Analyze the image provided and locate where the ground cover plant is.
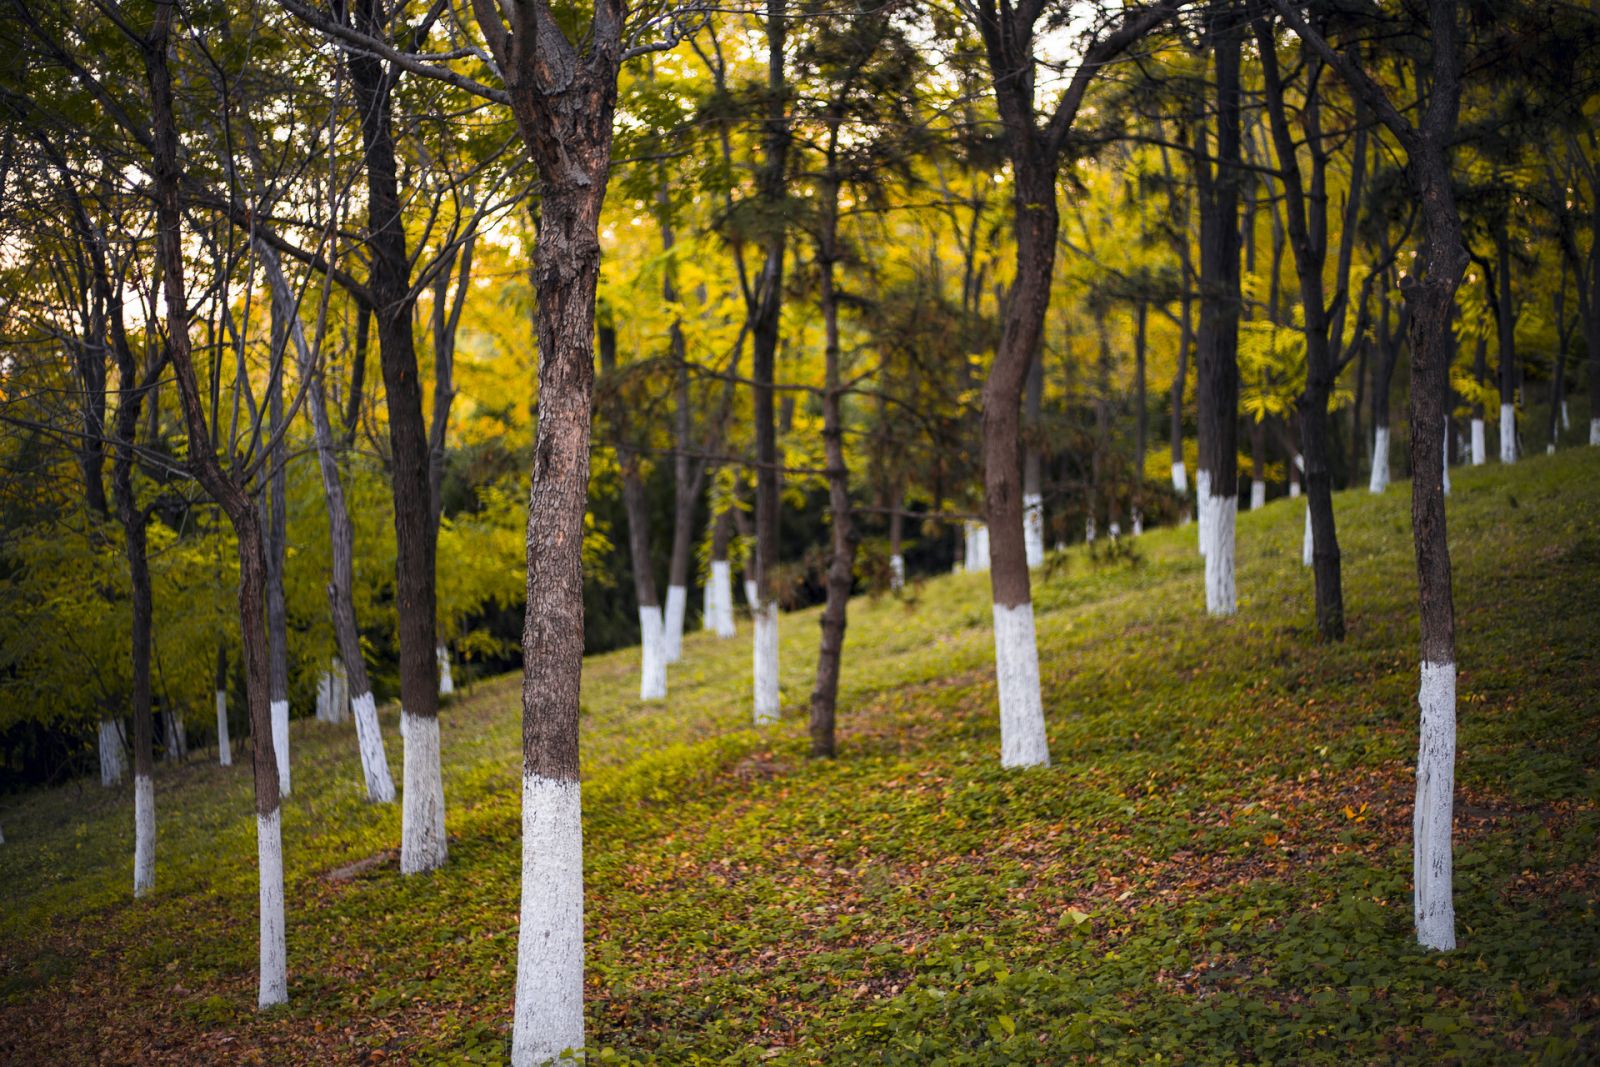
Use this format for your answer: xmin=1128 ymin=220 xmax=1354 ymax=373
xmin=1 ymin=449 xmax=1596 ymax=1064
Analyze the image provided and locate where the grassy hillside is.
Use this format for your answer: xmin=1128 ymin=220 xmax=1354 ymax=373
xmin=2 ymin=449 xmax=1598 ymax=1064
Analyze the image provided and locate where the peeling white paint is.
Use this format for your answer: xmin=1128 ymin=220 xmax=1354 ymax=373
xmin=639 ymin=605 xmax=667 ymax=701
xmin=400 ymin=711 xmax=448 ymax=873
xmin=1250 ymin=479 xmax=1266 ymax=511
xmin=889 ymin=553 xmax=905 ymax=592
xmin=1470 ymin=419 xmax=1486 ymax=465
xmin=1302 ymin=504 xmax=1313 ymax=568
xmin=1499 ymin=403 xmax=1516 ymax=464
xmin=511 ymin=774 xmax=584 ymax=1067
xmin=271 ymin=698 xmax=290 ymax=796
xmin=707 ymin=561 xmax=736 ymax=637
xmin=1023 ymin=493 xmax=1044 ymax=568
xmin=752 ymin=601 xmax=779 ymax=724
xmin=256 ymin=806 xmax=287 ymax=1007
xmin=215 ymin=693 xmax=231 ymax=767
xmin=133 ymin=774 xmax=154 ymax=897
xmin=991 ymin=602 xmax=1050 ymax=769
xmin=100 ymin=719 xmax=126 ymax=786
xmin=1413 ymin=660 xmax=1456 ymax=952
xmin=1204 ymin=493 xmax=1237 ymax=616
xmin=1170 ymin=460 xmax=1187 ymax=495
xmin=1196 ymin=470 xmax=1212 ymax=557
xmin=437 ymin=644 xmax=455 ymax=697
xmin=663 ymin=585 xmax=687 ymax=664
xmin=1370 ymin=427 xmax=1390 ymax=494
xmin=352 ymin=691 xmax=394 ymax=803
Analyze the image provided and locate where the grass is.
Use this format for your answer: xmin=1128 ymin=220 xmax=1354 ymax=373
xmin=1 ymin=447 xmax=1597 ymax=1064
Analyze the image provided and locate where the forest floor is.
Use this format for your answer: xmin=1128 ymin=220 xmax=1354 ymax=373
xmin=2 ymin=449 xmax=1598 ymax=1065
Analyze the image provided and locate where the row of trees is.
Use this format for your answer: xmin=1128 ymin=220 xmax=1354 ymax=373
xmin=3 ymin=0 xmax=1598 ymax=1058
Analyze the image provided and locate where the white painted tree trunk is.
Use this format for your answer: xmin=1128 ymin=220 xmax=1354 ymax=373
xmin=743 ymin=578 xmax=759 ymax=611
xmin=133 ymin=774 xmax=154 ymax=897
xmin=1369 ymin=427 xmax=1390 ymax=493
xmin=215 ymin=693 xmax=231 ymax=767
xmin=992 ymin=602 xmax=1050 ymax=768
xmin=400 ymin=712 xmax=448 ymax=873
xmin=1470 ymin=418 xmax=1486 ymax=465
xmin=1443 ymin=430 xmax=1452 ymax=497
xmin=1250 ymin=479 xmax=1266 ymax=510
xmin=256 ymin=806 xmax=288 ymax=1007
xmin=511 ymin=774 xmax=584 ymax=1066
xmin=706 ymin=561 xmax=736 ymax=637
xmin=1085 ymin=517 xmax=1096 ymax=544
xmin=329 ymin=657 xmax=348 ymax=725
xmin=271 ymin=699 xmax=290 ymax=796
xmin=963 ymin=522 xmax=991 ymax=572
xmin=1196 ymin=470 xmax=1212 ymax=557
xmin=638 ymin=606 xmax=667 ymax=701
xmin=1023 ymin=494 xmax=1044 ymax=568
xmin=437 ymin=644 xmax=455 ymax=696
xmin=1204 ymin=492 xmax=1237 ymax=616
xmin=163 ymin=712 xmax=186 ymax=762
xmin=1302 ymin=504 xmax=1313 ymax=568
xmin=1171 ymin=460 xmax=1187 ymax=494
xmin=0 ymin=822 xmax=5 ymax=844
xmin=1109 ymin=522 xmax=1121 ymax=539
xmin=316 ymin=671 xmax=332 ymax=723
xmin=99 ymin=719 xmax=126 ymax=786
xmin=1499 ymin=403 xmax=1516 ymax=463
xmin=1560 ymin=401 xmax=1569 ymax=430
xmin=889 ymin=553 xmax=905 ymax=592
xmin=752 ymin=601 xmax=779 ymax=724
xmin=346 ymin=691 xmax=394 ymax=802
xmin=1132 ymin=510 xmax=1143 ymax=536
xmin=1413 ymin=661 xmax=1456 ymax=951
xmin=1590 ymin=418 xmax=1599 ymax=445
xmin=663 ymin=584 xmax=687 ymax=663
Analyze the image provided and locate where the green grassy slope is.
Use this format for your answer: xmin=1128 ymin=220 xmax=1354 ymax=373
xmin=2 ymin=448 xmax=1597 ymax=1064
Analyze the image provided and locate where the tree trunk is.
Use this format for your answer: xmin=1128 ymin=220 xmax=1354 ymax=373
xmin=215 ymin=643 xmax=232 ymax=768
xmin=705 ymin=507 xmax=737 ymax=637
xmin=257 ymin=242 xmax=394 ymax=802
xmin=1134 ymin=299 xmax=1148 ymax=532
xmin=598 ymin=318 xmax=666 ymax=701
xmin=265 ymin=298 xmax=292 ymax=796
xmin=1494 ymin=214 xmax=1518 ymax=463
xmin=1471 ymin=331 xmax=1488 ymax=464
xmin=1195 ymin=7 xmax=1243 ymax=618
xmin=1023 ymin=351 xmax=1044 ymax=566
xmin=659 ymin=190 xmax=701 ymax=665
xmin=888 ymin=487 xmax=905 ymax=589
xmin=348 ymin=0 xmax=444 ymax=872
xmin=1171 ymin=294 xmax=1193 ymax=500
xmin=144 ymin=3 xmax=284 ymax=1002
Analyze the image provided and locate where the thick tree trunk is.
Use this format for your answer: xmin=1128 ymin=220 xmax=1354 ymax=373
xmin=348 ymin=0 xmax=444 ymax=872
xmin=1195 ymin=9 xmax=1243 ymax=618
xmin=704 ymin=508 xmax=737 ymax=637
xmin=257 ymin=243 xmax=394 ymax=802
xmin=598 ymin=320 xmax=666 ymax=701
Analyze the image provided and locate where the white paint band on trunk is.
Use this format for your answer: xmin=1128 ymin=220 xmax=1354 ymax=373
xmin=133 ymin=773 xmax=155 ymax=898
xmin=352 ymin=691 xmax=395 ymax=803
xmin=889 ymin=553 xmax=905 ymax=592
xmin=708 ymin=561 xmax=736 ymax=637
xmin=639 ymin=605 xmax=667 ymax=701
xmin=1369 ymin=427 xmax=1390 ymax=494
xmin=1204 ymin=492 xmax=1237 ymax=616
xmin=663 ymin=585 xmax=687 ymax=664
xmin=1132 ymin=510 xmax=1143 ymax=537
xmin=100 ymin=719 xmax=126 ymax=786
xmin=1250 ymin=479 xmax=1266 ymax=511
xmin=511 ymin=774 xmax=585 ymax=1067
xmin=316 ymin=671 xmax=331 ymax=723
xmin=1470 ymin=419 xmax=1486 ymax=465
xmin=743 ymin=578 xmax=759 ymax=611
xmin=1499 ymin=403 xmax=1516 ymax=464
xmin=1196 ymin=470 xmax=1212 ymax=558
xmin=752 ymin=601 xmax=780 ymax=724
xmin=400 ymin=711 xmax=448 ymax=874
xmin=215 ymin=692 xmax=231 ymax=767
xmin=1085 ymin=516 xmax=1096 ymax=544
xmin=1171 ymin=460 xmax=1187 ymax=495
xmin=992 ymin=602 xmax=1050 ymax=768
xmin=1023 ymin=493 xmax=1044 ymax=569
xmin=1591 ymin=418 xmax=1600 ymax=446
xmin=1414 ymin=660 xmax=1457 ymax=952
xmin=1560 ymin=400 xmax=1569 ymax=430
xmin=1302 ymin=504 xmax=1313 ymax=568
xmin=1443 ymin=428 xmax=1451 ymax=496
xmin=271 ymin=698 xmax=290 ymax=796
xmin=437 ymin=644 xmax=455 ymax=697
xmin=256 ymin=805 xmax=287 ymax=1007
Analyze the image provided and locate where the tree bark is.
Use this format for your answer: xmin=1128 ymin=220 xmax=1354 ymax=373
xmin=265 ymin=296 xmax=292 ymax=795
xmin=1492 ymin=213 xmax=1518 ymax=462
